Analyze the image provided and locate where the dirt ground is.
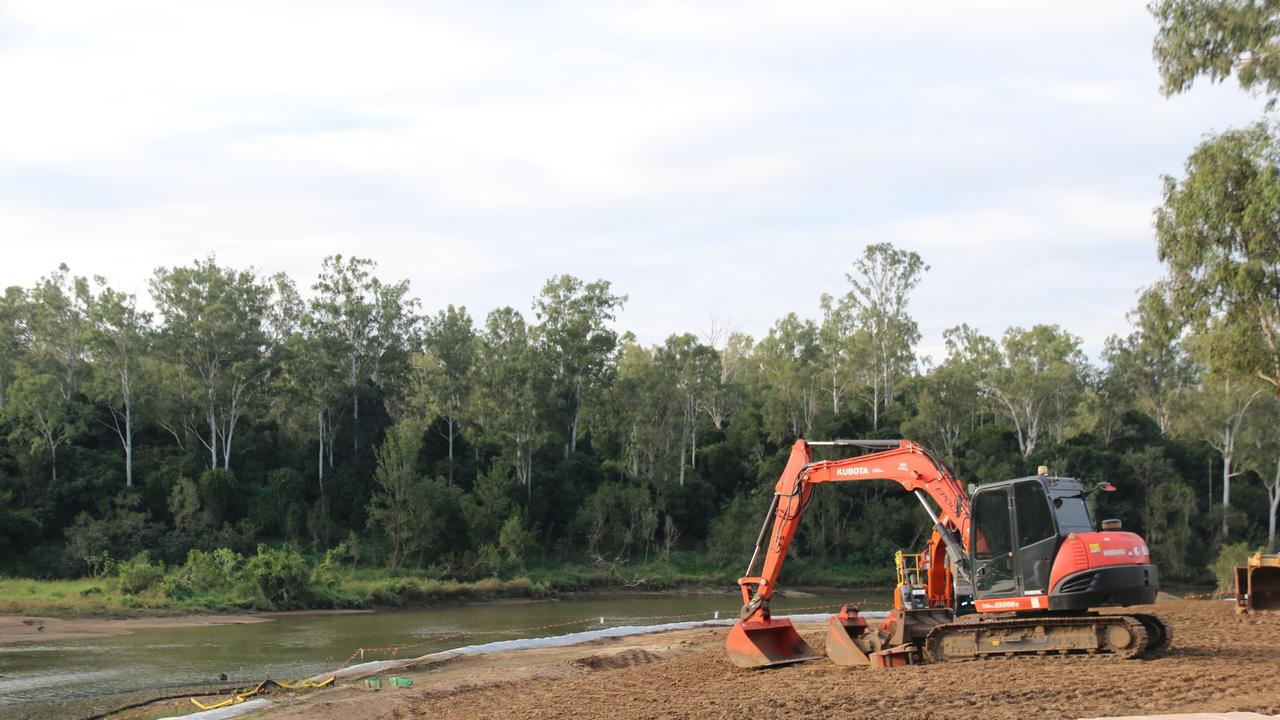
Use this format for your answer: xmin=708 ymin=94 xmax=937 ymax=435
xmin=237 ymin=599 xmax=1280 ymax=720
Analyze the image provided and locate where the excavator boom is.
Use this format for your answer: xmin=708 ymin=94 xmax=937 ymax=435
xmin=735 ymin=439 xmax=968 ymax=619
xmin=727 ymin=439 xmax=969 ymax=668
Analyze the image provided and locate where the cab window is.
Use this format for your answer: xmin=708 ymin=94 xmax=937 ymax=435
xmin=972 ymin=488 xmax=1011 ymax=560
xmin=1014 ymin=481 xmax=1056 ymax=546
xmin=1051 ymin=492 xmax=1094 ymax=533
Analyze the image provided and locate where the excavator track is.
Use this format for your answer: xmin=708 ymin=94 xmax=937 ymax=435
xmin=1131 ymin=613 xmax=1172 ymax=653
xmin=922 ymin=615 xmax=1149 ymax=662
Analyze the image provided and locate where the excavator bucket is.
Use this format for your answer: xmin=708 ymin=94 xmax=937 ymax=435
xmin=825 ymin=606 xmax=882 ymax=666
xmin=1237 ymin=554 xmax=1280 ymax=614
xmin=725 ymin=618 xmax=819 ymax=668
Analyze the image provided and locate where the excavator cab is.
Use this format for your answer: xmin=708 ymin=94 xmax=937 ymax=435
xmin=967 ymin=472 xmax=1157 ymax=613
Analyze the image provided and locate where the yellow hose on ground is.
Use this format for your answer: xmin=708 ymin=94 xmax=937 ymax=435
xmin=190 ymin=677 xmax=335 ymax=710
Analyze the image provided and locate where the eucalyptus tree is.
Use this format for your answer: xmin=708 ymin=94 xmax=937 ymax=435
xmin=1103 ymin=286 xmax=1192 ymax=435
xmin=532 ymin=275 xmax=627 ymax=456
xmin=1242 ymin=395 xmax=1280 ymax=552
xmin=475 ymin=307 xmax=547 ymax=503
xmin=311 ymin=255 xmax=376 ymax=430
xmin=8 ymin=266 xmax=92 ymax=484
xmin=87 ymin=281 xmax=151 ymax=487
xmin=0 ymin=286 xmax=28 ymax=408
xmin=946 ymin=323 xmax=1087 ymax=458
xmin=367 ymin=418 xmax=426 ymax=571
xmin=1155 ymin=121 xmax=1280 ymax=398
xmin=416 ymin=305 xmax=477 ymax=484
xmin=26 ymin=265 xmax=91 ymax=403
xmin=150 ymin=257 xmax=273 ymax=470
xmin=903 ymin=360 xmax=979 ymax=460
xmin=704 ymin=331 xmax=752 ymax=431
xmin=6 ymin=370 xmax=80 ymax=484
xmin=1179 ymin=355 xmax=1263 ymax=539
xmin=756 ymin=313 xmax=821 ymax=442
xmin=1151 ymin=0 xmax=1280 ymax=102
xmin=841 ymin=243 xmax=928 ymax=428
xmin=604 ymin=342 xmax=672 ymax=483
xmin=817 ymin=293 xmax=856 ymax=415
xmin=311 ymin=256 xmax=421 ymax=435
xmin=1123 ymin=446 xmax=1197 ymax=578
xmin=281 ymin=318 xmax=344 ymax=491
xmin=368 ymin=275 xmax=422 ymax=416
xmin=656 ymin=333 xmax=719 ymax=486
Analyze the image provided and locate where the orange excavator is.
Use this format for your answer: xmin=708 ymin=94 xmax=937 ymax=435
xmin=726 ymin=439 xmax=1170 ymax=668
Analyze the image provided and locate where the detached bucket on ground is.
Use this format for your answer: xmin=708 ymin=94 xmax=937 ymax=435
xmin=824 ymin=605 xmax=882 ymax=666
xmin=725 ymin=618 xmax=819 ymax=668
xmin=1235 ymin=553 xmax=1280 ymax=614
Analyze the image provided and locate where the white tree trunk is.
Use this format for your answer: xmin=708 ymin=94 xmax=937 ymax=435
xmin=317 ymin=408 xmax=326 ymax=491
xmin=1267 ymin=458 xmax=1279 ymax=553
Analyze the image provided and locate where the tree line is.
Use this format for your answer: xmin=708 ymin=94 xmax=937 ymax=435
xmin=0 ymin=234 xmax=1276 ymax=585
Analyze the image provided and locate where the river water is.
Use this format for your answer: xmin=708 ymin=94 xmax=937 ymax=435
xmin=0 ymin=590 xmax=886 ymax=715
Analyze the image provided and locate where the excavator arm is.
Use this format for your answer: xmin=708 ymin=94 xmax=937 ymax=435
xmin=736 ymin=439 xmax=971 ymax=623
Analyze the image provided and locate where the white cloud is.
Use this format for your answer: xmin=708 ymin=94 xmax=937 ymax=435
xmin=0 ymin=0 xmax=1268 ymax=362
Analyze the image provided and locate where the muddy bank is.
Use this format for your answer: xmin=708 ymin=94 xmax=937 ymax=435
xmin=243 ymin=599 xmax=1280 ymax=720
xmin=0 ymin=613 xmax=275 ymax=646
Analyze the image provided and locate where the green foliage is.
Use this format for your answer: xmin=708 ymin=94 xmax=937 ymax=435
xmin=197 ymin=468 xmax=241 ymax=527
xmin=309 ymin=542 xmax=349 ymax=598
xmin=1156 ymin=121 xmax=1280 ymax=394
xmin=3 ymin=245 xmax=1278 ymax=595
xmin=180 ymin=548 xmax=244 ymax=592
xmin=1210 ymin=542 xmax=1258 ymax=594
xmin=249 ymin=468 xmax=307 ymax=539
xmin=708 ymin=493 xmax=767 ymax=561
xmin=498 ymin=513 xmax=535 ymax=565
xmin=116 ymin=551 xmax=164 ymax=594
xmin=244 ymin=544 xmax=310 ymax=608
xmin=1151 ymin=0 xmax=1280 ymax=101
xmin=64 ymin=493 xmax=156 ymax=575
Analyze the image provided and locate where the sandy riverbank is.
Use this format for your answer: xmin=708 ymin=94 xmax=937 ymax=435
xmin=220 ymin=598 xmax=1280 ymax=720
xmin=0 ymin=613 xmax=275 ymax=645
xmin=0 ymin=609 xmax=383 ymax=646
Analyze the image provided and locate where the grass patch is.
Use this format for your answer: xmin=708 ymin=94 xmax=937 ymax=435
xmin=0 ymin=551 xmax=895 ymax=618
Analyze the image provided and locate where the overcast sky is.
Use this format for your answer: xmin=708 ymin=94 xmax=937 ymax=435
xmin=0 ymin=1 xmax=1267 ymax=361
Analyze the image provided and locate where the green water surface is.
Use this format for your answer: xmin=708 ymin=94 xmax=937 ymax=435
xmin=0 ymin=590 xmax=888 ymax=715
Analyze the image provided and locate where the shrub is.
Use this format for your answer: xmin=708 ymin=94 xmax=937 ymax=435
xmin=308 ymin=542 xmax=349 ymax=605
xmin=244 ymin=545 xmax=310 ymax=608
xmin=160 ymin=574 xmax=195 ymax=601
xmin=181 ymin=548 xmax=245 ymax=591
xmin=1210 ymin=542 xmax=1258 ymax=594
xmin=117 ymin=551 xmax=164 ymax=594
xmin=498 ymin=514 xmax=535 ymax=566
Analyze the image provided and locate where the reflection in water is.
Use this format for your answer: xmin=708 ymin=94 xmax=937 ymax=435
xmin=0 ymin=591 xmax=886 ymax=711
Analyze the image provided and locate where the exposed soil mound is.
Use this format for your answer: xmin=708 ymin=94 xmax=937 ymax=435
xmin=572 ymin=648 xmax=662 ymax=670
